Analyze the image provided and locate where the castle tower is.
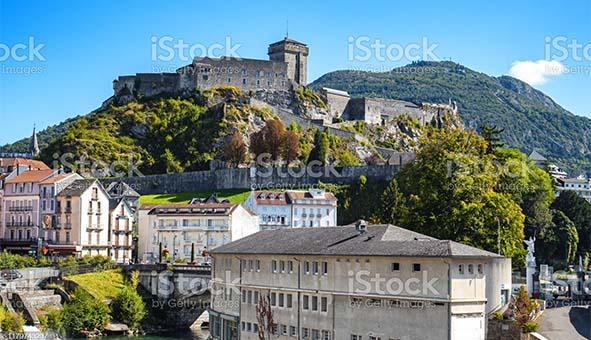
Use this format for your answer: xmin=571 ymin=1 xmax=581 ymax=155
xmin=30 ymin=125 xmax=40 ymax=157
xmin=268 ymin=37 xmax=309 ymax=86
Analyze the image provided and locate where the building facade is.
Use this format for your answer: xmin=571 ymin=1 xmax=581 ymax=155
xmin=555 ymin=176 xmax=591 ymax=202
xmin=137 ymin=201 xmax=259 ymax=263
xmin=108 ymin=198 xmax=135 ymax=263
xmin=209 ymin=222 xmax=511 ymax=340
xmin=243 ymin=189 xmax=337 ymax=230
xmin=1 ymin=169 xmax=56 ymax=252
xmin=38 ymin=173 xmax=82 ymax=243
xmin=54 ymin=179 xmax=111 ymax=256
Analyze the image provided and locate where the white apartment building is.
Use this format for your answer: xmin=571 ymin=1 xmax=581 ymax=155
xmin=108 ymin=198 xmax=135 ymax=263
xmin=243 ymin=189 xmax=337 ymax=230
xmin=137 ymin=200 xmax=259 ymax=263
xmin=556 ymin=176 xmax=591 ymax=202
xmin=209 ymin=221 xmax=511 ymax=340
xmin=54 ymin=179 xmax=111 ymax=256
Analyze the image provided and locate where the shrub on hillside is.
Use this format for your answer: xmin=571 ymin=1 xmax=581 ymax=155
xmin=0 ymin=307 xmax=25 ymax=332
xmin=110 ymin=286 xmax=146 ymax=329
xmin=38 ymin=305 xmax=64 ymax=335
xmin=62 ymin=288 xmax=110 ymax=337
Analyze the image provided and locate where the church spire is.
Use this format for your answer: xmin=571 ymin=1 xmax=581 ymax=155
xmin=30 ymin=124 xmax=39 ymax=157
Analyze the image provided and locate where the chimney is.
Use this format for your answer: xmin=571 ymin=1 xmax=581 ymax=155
xmin=355 ymin=220 xmax=368 ymax=233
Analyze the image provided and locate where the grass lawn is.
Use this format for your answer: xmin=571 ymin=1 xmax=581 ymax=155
xmin=66 ymin=269 xmax=126 ymax=301
xmin=140 ymin=189 xmax=251 ymax=205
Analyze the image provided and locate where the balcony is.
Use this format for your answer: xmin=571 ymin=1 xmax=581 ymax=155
xmin=0 ymin=237 xmax=37 ymax=247
xmin=8 ymin=206 xmax=34 ymax=212
xmin=65 ymin=207 xmax=72 ymax=214
xmin=5 ymin=222 xmax=35 ymax=227
xmin=64 ymin=222 xmax=72 ymax=229
xmin=87 ymin=224 xmax=104 ymax=231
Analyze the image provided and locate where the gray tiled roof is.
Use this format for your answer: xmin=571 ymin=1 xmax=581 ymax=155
xmin=58 ymin=179 xmax=96 ymax=196
xmin=212 ymin=224 xmax=503 ymax=258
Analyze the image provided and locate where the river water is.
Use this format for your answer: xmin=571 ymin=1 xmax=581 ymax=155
xmin=106 ymin=329 xmax=209 ymax=340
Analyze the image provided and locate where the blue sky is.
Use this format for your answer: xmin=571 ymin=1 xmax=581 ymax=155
xmin=1 ymin=0 xmax=590 ymax=145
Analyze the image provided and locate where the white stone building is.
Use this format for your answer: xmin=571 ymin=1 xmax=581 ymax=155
xmin=209 ymin=221 xmax=511 ymax=340
xmin=137 ymin=199 xmax=259 ymax=263
xmin=243 ymin=189 xmax=337 ymax=230
xmin=555 ymin=176 xmax=591 ymax=202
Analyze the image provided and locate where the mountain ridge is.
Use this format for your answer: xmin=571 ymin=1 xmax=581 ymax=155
xmin=310 ymin=61 xmax=591 ymax=174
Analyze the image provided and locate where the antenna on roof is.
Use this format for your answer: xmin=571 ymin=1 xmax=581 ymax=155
xmin=286 ymin=19 xmax=289 ymax=38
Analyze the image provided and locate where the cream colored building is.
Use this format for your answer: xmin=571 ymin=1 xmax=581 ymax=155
xmin=108 ymin=198 xmax=135 ymax=263
xmin=54 ymin=179 xmax=111 ymax=256
xmin=137 ymin=199 xmax=259 ymax=263
xmin=209 ymin=221 xmax=511 ymax=340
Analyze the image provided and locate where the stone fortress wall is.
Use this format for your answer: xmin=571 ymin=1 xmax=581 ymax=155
xmin=113 ymin=38 xmax=309 ymax=101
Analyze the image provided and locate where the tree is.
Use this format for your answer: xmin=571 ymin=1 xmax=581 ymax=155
xmin=224 ymin=132 xmax=247 ymax=167
xmin=381 ymin=178 xmax=407 ymax=225
xmin=479 ymin=124 xmax=504 ymax=153
xmin=62 ymin=288 xmax=110 ymax=337
xmin=250 ymin=119 xmax=286 ymax=162
xmin=308 ymin=129 xmax=329 ymax=165
xmin=255 ymin=294 xmax=274 ymax=340
xmin=283 ymin=130 xmax=300 ymax=165
xmin=397 ymin=129 xmax=526 ymax=264
xmin=110 ymin=286 xmax=146 ymax=330
xmin=552 ymin=190 xmax=591 ymax=255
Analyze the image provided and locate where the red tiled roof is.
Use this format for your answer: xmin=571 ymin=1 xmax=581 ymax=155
xmin=286 ymin=190 xmax=337 ymax=201
xmin=39 ymin=173 xmax=76 ymax=184
xmin=254 ymin=191 xmax=288 ymax=205
xmin=5 ymin=169 xmax=56 ymax=184
xmin=0 ymin=158 xmax=50 ymax=171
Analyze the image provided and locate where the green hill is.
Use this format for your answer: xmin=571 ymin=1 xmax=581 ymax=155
xmin=311 ymin=61 xmax=591 ymax=175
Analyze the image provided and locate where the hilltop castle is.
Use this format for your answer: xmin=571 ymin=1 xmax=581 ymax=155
xmin=111 ymin=37 xmax=458 ymax=127
xmin=113 ymin=37 xmax=309 ymax=99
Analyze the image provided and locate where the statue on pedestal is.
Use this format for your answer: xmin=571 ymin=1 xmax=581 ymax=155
xmin=524 ymin=237 xmax=536 ymax=297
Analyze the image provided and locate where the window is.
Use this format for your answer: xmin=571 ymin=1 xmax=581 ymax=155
xmin=272 ymin=324 xmax=278 ymax=335
xmin=412 ymin=263 xmax=421 ymax=272
xmin=247 ymin=290 xmax=253 ymax=304
xmin=303 ymin=295 xmax=309 ymax=310
xmin=281 ymin=324 xmax=288 ymax=335
xmin=369 ymin=336 xmax=381 ymax=340
xmin=312 ymin=296 xmax=318 ymax=311
xmin=304 ymin=261 xmax=310 ymax=274
xmin=272 ymin=260 xmax=277 ymax=273
xmin=322 ymin=330 xmax=331 ymax=340
xmin=313 ymin=261 xmax=319 ymax=275
xmin=459 ymin=264 xmax=464 ymax=274
xmin=290 ymin=326 xmax=297 ymax=336
xmin=302 ymin=328 xmax=310 ymax=339
xmin=271 ymin=292 xmax=276 ymax=306
xmin=322 ymin=261 xmax=328 ymax=275
xmin=287 ymin=294 xmax=293 ymax=308
xmin=279 ymin=293 xmax=284 ymax=307
xmin=468 ymin=264 xmax=474 ymax=274
xmin=253 ymin=323 xmax=259 ymax=333
xmin=280 ymin=260 xmax=285 ymax=273
xmin=351 ymin=335 xmax=362 ymax=340
xmin=288 ymin=260 xmax=293 ymax=273
xmin=242 ymin=260 xmax=247 ymax=271
xmin=321 ymin=297 xmax=328 ymax=312
xmin=477 ymin=264 xmax=483 ymax=274
xmin=256 ymin=259 xmax=261 ymax=272
xmin=312 ymin=329 xmax=320 ymax=340
xmin=241 ymin=322 xmax=245 ymax=331
xmin=391 ymin=262 xmax=400 ymax=271
xmin=246 ymin=322 xmax=252 ymax=332
xmin=248 ymin=260 xmax=253 ymax=271
xmin=242 ymin=78 xmax=247 ymax=84
xmin=254 ymin=291 xmax=259 ymax=304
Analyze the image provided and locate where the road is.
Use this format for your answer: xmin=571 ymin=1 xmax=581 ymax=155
xmin=538 ymin=301 xmax=590 ymax=340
